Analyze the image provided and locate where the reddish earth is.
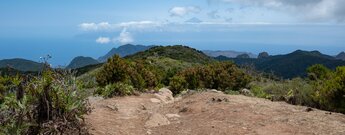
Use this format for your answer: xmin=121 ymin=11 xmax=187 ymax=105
xmin=85 ymin=89 xmax=345 ymax=135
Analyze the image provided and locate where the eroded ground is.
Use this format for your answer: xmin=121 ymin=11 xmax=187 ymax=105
xmin=85 ymin=89 xmax=345 ymax=135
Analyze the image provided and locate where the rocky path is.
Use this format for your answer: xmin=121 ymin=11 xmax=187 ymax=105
xmin=85 ymin=89 xmax=345 ymax=135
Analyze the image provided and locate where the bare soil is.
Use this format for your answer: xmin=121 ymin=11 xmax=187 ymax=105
xmin=85 ymin=90 xmax=345 ymax=135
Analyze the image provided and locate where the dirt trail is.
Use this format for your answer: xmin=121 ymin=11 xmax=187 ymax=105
xmin=85 ymin=89 xmax=345 ymax=135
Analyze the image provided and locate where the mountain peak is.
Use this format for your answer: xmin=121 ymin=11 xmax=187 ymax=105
xmin=336 ymin=51 xmax=345 ymax=61
xmin=66 ymin=56 xmax=99 ymax=69
xmin=98 ymin=44 xmax=154 ymax=62
xmin=289 ymin=50 xmax=334 ymax=60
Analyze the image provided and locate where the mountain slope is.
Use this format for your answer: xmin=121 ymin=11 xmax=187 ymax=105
xmin=66 ymin=56 xmax=100 ymax=69
xmin=98 ymin=44 xmax=154 ymax=62
xmin=125 ymin=45 xmax=215 ymax=64
xmin=0 ymin=58 xmax=43 ymax=72
xmin=217 ymin=50 xmax=345 ymax=78
xmin=336 ymin=52 xmax=345 ymax=61
xmin=203 ymin=50 xmax=256 ymax=58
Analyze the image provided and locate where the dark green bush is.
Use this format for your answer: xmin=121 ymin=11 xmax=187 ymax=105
xmin=96 ymin=55 xmax=131 ymax=87
xmin=170 ymin=62 xmax=251 ymax=94
xmin=95 ymin=55 xmax=161 ymax=96
xmin=169 ymin=76 xmax=187 ymax=95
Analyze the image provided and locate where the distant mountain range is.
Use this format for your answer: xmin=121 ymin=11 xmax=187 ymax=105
xmin=216 ymin=50 xmax=345 ymax=78
xmin=66 ymin=56 xmax=100 ymax=69
xmin=0 ymin=58 xmax=43 ymax=72
xmin=203 ymin=50 xmax=256 ymax=58
xmin=1 ymin=44 xmax=344 ymax=80
xmin=98 ymin=44 xmax=155 ymax=62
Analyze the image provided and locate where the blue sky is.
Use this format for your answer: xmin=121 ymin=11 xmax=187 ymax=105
xmin=1 ymin=0 xmax=345 ymax=66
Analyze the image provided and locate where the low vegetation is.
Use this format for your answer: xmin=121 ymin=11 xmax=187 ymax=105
xmin=92 ymin=46 xmax=345 ymax=114
xmin=0 ymin=65 xmax=89 ymax=134
xmin=169 ymin=62 xmax=251 ymax=95
xmin=250 ymin=64 xmax=345 ymax=113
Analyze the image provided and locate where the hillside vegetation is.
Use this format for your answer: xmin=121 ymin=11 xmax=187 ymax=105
xmin=0 ymin=58 xmax=44 ymax=72
xmin=66 ymin=56 xmax=99 ymax=69
xmin=98 ymin=44 xmax=154 ymax=62
xmin=125 ymin=45 xmax=215 ymax=64
xmin=218 ymin=50 xmax=345 ymax=78
xmin=1 ymin=45 xmax=345 ymax=134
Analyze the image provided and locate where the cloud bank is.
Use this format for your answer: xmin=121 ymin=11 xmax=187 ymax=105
xmin=208 ymin=0 xmax=345 ymax=22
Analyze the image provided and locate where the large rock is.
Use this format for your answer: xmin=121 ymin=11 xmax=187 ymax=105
xmin=154 ymin=88 xmax=174 ymax=103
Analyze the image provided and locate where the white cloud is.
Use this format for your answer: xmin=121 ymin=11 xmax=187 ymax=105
xmin=169 ymin=6 xmax=201 ymax=17
xmin=115 ymin=28 xmax=134 ymax=45
xmin=79 ymin=21 xmax=163 ymax=31
xmin=207 ymin=0 xmax=345 ymax=22
xmin=96 ymin=37 xmax=111 ymax=44
xmin=79 ymin=22 xmax=112 ymax=31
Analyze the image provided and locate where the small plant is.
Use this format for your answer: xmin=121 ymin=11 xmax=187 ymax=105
xmin=169 ymin=76 xmax=187 ymax=95
xmin=95 ymin=82 xmax=134 ymax=98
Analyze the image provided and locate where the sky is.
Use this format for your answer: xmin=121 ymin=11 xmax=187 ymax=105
xmin=0 ymin=0 xmax=345 ymax=66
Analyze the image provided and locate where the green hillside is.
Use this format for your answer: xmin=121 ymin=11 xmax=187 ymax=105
xmin=98 ymin=44 xmax=154 ymax=62
xmin=216 ymin=50 xmax=345 ymax=78
xmin=0 ymin=58 xmax=43 ymax=72
xmin=125 ymin=45 xmax=215 ymax=64
xmin=66 ymin=56 xmax=100 ymax=69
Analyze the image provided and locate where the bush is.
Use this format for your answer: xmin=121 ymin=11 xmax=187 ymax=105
xmin=250 ymin=78 xmax=315 ymax=104
xmin=312 ymin=66 xmax=345 ymax=112
xmin=307 ymin=64 xmax=331 ymax=80
xmin=95 ymin=82 xmax=134 ymax=98
xmin=169 ymin=76 xmax=187 ymax=95
xmin=0 ymin=68 xmax=89 ymax=134
xmin=96 ymin=55 xmax=130 ymax=87
xmin=95 ymin=55 xmax=161 ymax=93
xmin=170 ymin=62 xmax=251 ymax=94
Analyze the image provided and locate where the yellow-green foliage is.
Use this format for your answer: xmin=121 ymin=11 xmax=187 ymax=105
xmin=170 ymin=62 xmax=251 ymax=95
xmin=251 ymin=78 xmax=314 ymax=105
xmin=310 ymin=65 xmax=345 ymax=112
xmin=169 ymin=76 xmax=188 ymax=95
xmin=95 ymin=82 xmax=134 ymax=98
xmin=250 ymin=64 xmax=345 ymax=114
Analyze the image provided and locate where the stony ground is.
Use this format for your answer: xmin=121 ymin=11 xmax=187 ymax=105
xmin=85 ymin=89 xmax=345 ymax=135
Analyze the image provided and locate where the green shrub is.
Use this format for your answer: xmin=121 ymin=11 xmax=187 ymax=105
xmin=250 ymin=78 xmax=315 ymax=105
xmin=96 ymin=55 xmax=131 ymax=87
xmin=0 ymin=68 xmax=90 ymax=134
xmin=95 ymin=82 xmax=134 ymax=98
xmin=95 ymin=55 xmax=161 ymax=93
xmin=312 ymin=66 xmax=345 ymax=112
xmin=169 ymin=76 xmax=187 ymax=95
xmin=170 ymin=62 xmax=251 ymax=95
xmin=307 ymin=64 xmax=331 ymax=80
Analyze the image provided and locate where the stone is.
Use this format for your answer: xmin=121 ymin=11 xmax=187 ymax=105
xmin=154 ymin=88 xmax=174 ymax=103
xmin=145 ymin=113 xmax=170 ymax=128
xmin=150 ymin=98 xmax=161 ymax=103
